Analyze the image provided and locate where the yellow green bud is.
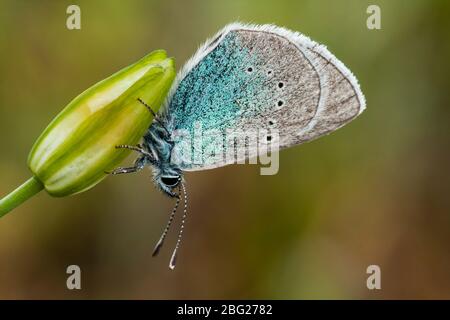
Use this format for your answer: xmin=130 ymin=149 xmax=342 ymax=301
xmin=0 ymin=50 xmax=175 ymax=216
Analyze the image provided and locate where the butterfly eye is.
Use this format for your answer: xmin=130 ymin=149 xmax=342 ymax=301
xmin=278 ymin=82 xmax=284 ymax=89
xmin=161 ymin=176 xmax=180 ymax=187
xmin=247 ymin=66 xmax=253 ymax=72
xmin=277 ymin=100 xmax=284 ymax=107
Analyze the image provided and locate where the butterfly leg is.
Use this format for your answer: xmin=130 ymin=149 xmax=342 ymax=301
xmin=107 ymin=144 xmax=155 ymax=174
xmin=106 ymin=155 xmax=148 ymax=175
xmin=107 ymin=165 xmax=142 ymax=175
xmin=137 ymin=98 xmax=171 ymax=138
xmin=115 ymin=144 xmax=153 ymax=157
xmin=137 ymin=98 xmax=158 ymax=117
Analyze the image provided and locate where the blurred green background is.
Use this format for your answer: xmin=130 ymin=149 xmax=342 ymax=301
xmin=0 ymin=0 xmax=449 ymax=299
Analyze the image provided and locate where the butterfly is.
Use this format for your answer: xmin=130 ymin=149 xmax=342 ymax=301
xmin=110 ymin=22 xmax=366 ymax=269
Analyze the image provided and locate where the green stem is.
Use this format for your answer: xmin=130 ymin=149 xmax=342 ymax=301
xmin=0 ymin=176 xmax=44 ymax=218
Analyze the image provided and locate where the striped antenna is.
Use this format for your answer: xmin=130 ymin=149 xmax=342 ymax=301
xmin=152 ymin=185 xmax=181 ymax=257
xmin=169 ymin=180 xmax=188 ymax=270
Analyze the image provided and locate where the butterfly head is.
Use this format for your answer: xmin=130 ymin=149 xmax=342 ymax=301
xmin=154 ymin=166 xmax=183 ymax=198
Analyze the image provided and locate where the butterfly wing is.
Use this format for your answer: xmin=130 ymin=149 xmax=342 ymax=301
xmin=162 ymin=23 xmax=366 ymax=171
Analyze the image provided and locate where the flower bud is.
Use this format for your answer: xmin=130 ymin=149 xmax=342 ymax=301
xmin=28 ymin=50 xmax=175 ymax=196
